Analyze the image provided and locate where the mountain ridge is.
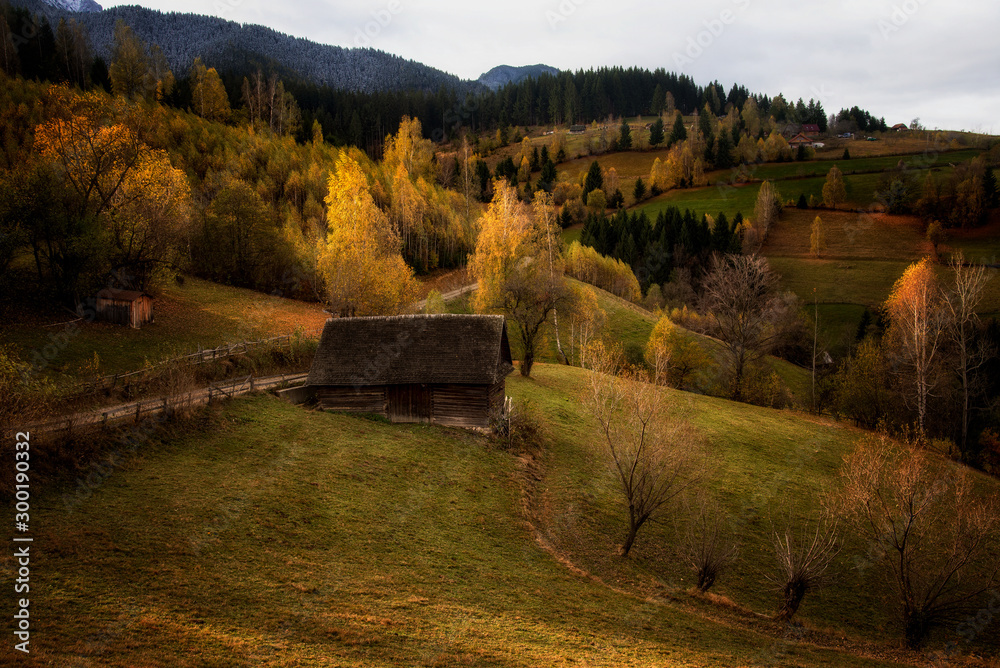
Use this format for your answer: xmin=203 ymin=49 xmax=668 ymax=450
xmin=478 ymin=64 xmax=560 ymax=90
xmin=7 ymin=0 xmax=478 ymax=94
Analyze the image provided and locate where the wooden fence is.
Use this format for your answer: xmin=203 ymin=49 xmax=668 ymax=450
xmin=75 ymin=328 xmax=323 ymax=397
xmin=28 ymin=372 xmax=309 ymax=436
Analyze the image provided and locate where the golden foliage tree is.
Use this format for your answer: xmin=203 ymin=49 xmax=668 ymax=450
xmin=383 ymin=115 xmax=434 ymax=181
xmin=564 ymin=283 xmax=605 ymax=367
xmin=470 ymin=181 xmax=569 ymax=377
xmin=108 ymin=20 xmax=150 ymax=100
xmin=108 ymin=150 xmax=193 ymax=289
xmin=809 ymin=215 xmax=825 ymax=257
xmin=645 ymin=313 xmax=710 ymax=389
xmin=750 ymin=180 xmax=781 ymax=248
xmin=190 ymin=58 xmax=231 ymax=122
xmin=884 ymin=258 xmax=948 ymax=438
xmin=564 ymin=241 xmax=641 ymax=302
xmin=318 ymin=154 xmax=417 ymax=316
xmin=822 ymin=164 xmax=847 ymax=209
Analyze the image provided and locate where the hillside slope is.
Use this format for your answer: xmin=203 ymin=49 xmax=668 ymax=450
xmin=3 ymin=365 xmax=962 ymax=666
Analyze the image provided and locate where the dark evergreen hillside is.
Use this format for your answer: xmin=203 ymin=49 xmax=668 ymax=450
xmin=7 ymin=0 xmax=474 ymax=94
xmin=1 ymin=0 xmax=885 ymax=147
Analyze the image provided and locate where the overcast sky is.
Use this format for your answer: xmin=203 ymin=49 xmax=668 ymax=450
xmin=100 ymin=0 xmax=999 ymax=132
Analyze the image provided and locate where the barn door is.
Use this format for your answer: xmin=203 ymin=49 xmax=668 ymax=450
xmin=387 ymin=384 xmax=432 ymax=423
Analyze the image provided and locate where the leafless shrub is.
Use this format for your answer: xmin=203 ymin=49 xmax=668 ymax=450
xmin=678 ymin=496 xmax=738 ymax=593
xmin=836 ymin=432 xmax=1000 ymax=648
xmin=584 ymin=343 xmax=704 ymax=557
xmin=768 ymin=515 xmax=840 ymax=622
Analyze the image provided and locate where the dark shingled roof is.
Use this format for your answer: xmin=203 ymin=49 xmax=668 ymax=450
xmin=96 ymin=289 xmax=148 ymax=302
xmin=307 ymin=314 xmax=514 ymax=386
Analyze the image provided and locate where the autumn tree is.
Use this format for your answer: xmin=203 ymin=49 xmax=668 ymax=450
xmin=838 ymin=433 xmax=1000 ymax=648
xmin=926 ymin=220 xmax=945 ymax=257
xmin=584 ymin=345 xmax=702 ymax=556
xmin=943 ymin=252 xmax=991 ymax=456
xmin=241 ymin=70 xmax=301 ymax=135
xmin=383 ymin=115 xmax=434 ymax=181
xmin=564 ymin=283 xmax=605 ymax=367
xmin=645 ymin=313 xmax=710 ymax=389
xmin=147 ymin=44 xmax=174 ymax=100
xmin=884 ymin=258 xmax=948 ymax=438
xmin=700 ymin=254 xmax=783 ymax=400
xmin=809 ymin=215 xmax=825 ymax=257
xmin=107 ymin=150 xmax=193 ymax=289
xmin=822 ymin=164 xmax=847 ymax=209
xmin=470 ymin=182 xmax=569 ymax=376
xmin=318 ymin=153 xmax=417 ymax=316
xmin=108 ymin=20 xmax=150 ymax=100
xmin=748 ymin=180 xmax=781 ymax=249
xmin=200 ymin=179 xmax=280 ymax=289
xmin=190 ymin=58 xmax=231 ymax=122
xmin=33 ymin=91 xmax=147 ymax=300
xmin=835 ymin=337 xmax=892 ymax=429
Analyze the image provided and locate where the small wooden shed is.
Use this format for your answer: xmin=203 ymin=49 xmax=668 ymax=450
xmin=95 ymin=289 xmax=154 ymax=329
xmin=305 ymin=314 xmax=514 ymax=429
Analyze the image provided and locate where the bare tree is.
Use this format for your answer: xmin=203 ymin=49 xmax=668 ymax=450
xmin=700 ymin=254 xmax=782 ymax=400
xmin=943 ymin=253 xmax=991 ymax=456
xmin=584 ymin=346 xmax=702 ymax=556
xmin=837 ymin=433 xmax=1000 ymax=648
xmin=679 ymin=497 xmax=738 ymax=593
xmin=769 ymin=516 xmax=839 ymax=621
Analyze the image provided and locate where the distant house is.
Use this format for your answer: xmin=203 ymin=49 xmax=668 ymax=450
xmin=95 ymin=289 xmax=154 ymax=329
xmin=569 ymin=124 xmax=586 ymax=134
xmin=891 ymin=123 xmax=908 ymax=132
xmin=801 ymin=123 xmax=821 ymax=136
xmin=788 ymin=133 xmax=814 ymax=148
xmin=303 ymin=314 xmax=514 ymax=429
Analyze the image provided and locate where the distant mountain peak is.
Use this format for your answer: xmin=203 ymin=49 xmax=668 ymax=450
xmin=478 ymin=64 xmax=559 ymax=91
xmin=42 ymin=0 xmax=103 ymax=12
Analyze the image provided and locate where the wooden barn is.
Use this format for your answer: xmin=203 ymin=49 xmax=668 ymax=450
xmin=305 ymin=314 xmax=514 ymax=429
xmin=95 ymin=289 xmax=154 ymax=329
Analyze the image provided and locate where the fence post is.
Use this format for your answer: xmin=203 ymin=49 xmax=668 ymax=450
xmin=135 ymin=402 xmax=141 ymax=424
xmin=102 ymin=412 xmax=108 ymax=429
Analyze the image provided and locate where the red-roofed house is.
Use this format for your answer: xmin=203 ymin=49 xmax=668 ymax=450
xmin=801 ymin=123 xmax=820 ymax=136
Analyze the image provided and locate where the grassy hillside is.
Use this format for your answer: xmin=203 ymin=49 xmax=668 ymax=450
xmin=447 ymin=278 xmax=813 ymax=406
xmin=0 ymin=276 xmax=329 ymax=383
xmin=8 ymin=364 xmax=979 ymax=666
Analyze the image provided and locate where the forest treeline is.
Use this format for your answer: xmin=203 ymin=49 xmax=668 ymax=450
xmin=1 ymin=0 xmax=887 ymax=156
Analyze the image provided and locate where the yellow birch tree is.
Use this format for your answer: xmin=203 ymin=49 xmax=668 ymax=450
xmin=318 ymin=154 xmax=417 ymax=316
